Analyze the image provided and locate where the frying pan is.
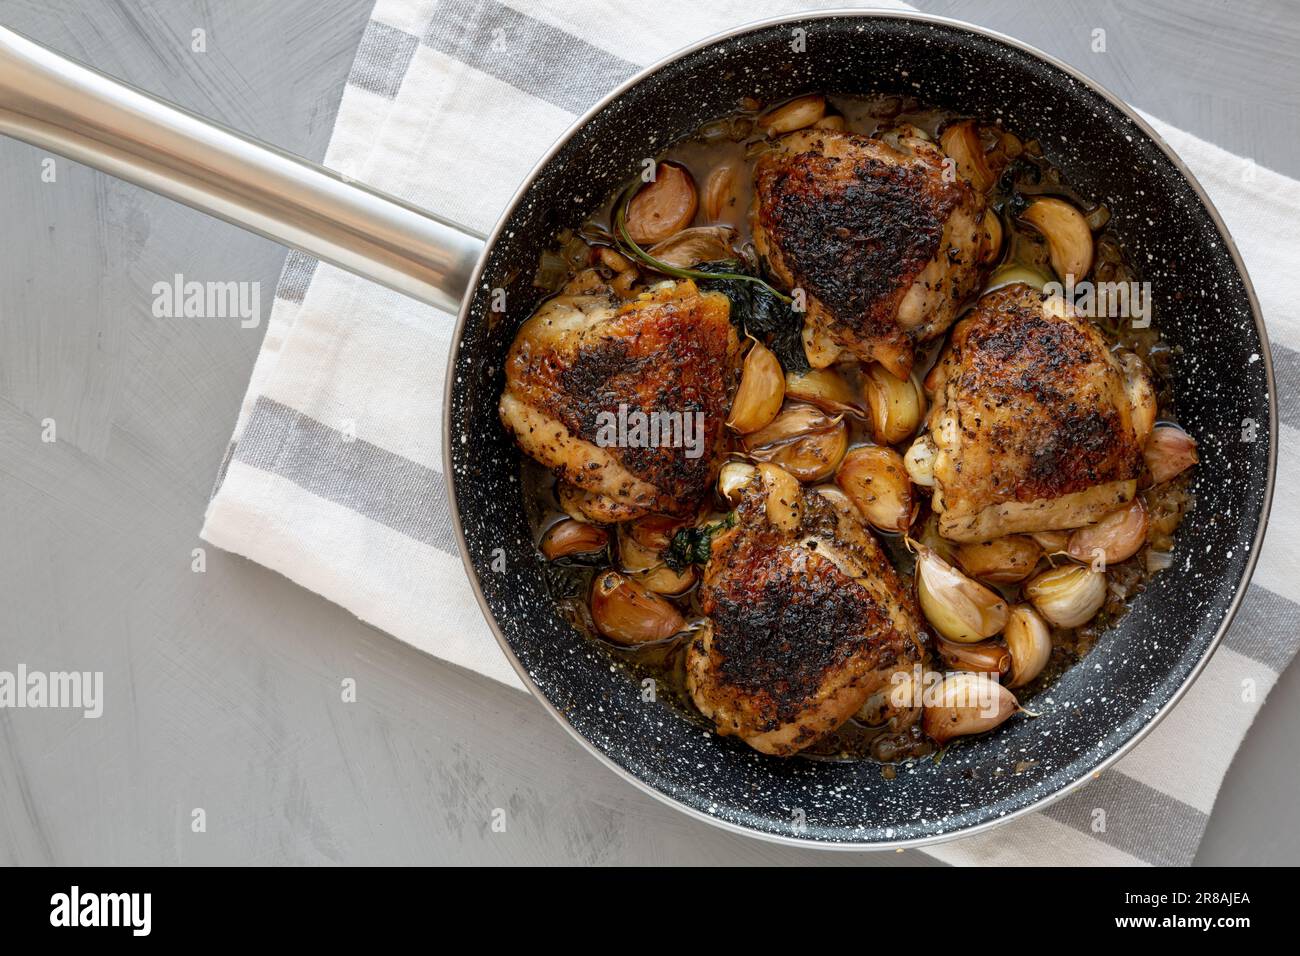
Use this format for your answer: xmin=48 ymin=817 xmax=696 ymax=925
xmin=0 ymin=10 xmax=1274 ymax=848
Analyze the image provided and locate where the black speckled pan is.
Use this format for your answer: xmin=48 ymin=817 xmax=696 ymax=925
xmin=443 ymin=11 xmax=1276 ymax=847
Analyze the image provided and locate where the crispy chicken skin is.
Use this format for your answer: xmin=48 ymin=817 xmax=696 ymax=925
xmin=917 ymin=283 xmax=1153 ymax=542
xmin=499 ymin=279 xmax=740 ymax=520
xmin=686 ymin=469 xmax=925 ymax=755
xmin=752 ymin=127 xmax=988 ymax=378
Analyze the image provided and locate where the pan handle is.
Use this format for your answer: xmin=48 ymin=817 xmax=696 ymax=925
xmin=0 ymin=26 xmax=484 ymax=314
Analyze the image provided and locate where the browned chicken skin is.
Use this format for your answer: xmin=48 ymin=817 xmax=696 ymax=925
xmin=752 ymin=127 xmax=989 ymax=378
xmin=687 ymin=467 xmax=925 ymax=755
xmin=912 ymin=283 xmax=1155 ymax=542
xmin=500 ymin=279 xmax=740 ymax=520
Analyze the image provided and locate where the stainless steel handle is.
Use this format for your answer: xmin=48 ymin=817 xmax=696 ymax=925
xmin=0 ymin=26 xmax=484 ymax=314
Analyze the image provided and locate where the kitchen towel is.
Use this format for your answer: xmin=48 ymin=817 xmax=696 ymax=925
xmin=201 ymin=0 xmax=1299 ymax=866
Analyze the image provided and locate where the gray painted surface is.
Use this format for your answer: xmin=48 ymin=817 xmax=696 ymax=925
xmin=0 ymin=0 xmax=1294 ymax=865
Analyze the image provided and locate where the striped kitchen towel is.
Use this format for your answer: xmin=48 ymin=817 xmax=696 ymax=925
xmin=201 ymin=0 xmax=1297 ymax=865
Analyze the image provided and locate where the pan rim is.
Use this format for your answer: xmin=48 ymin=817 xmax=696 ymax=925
xmin=441 ymin=7 xmax=1278 ymax=852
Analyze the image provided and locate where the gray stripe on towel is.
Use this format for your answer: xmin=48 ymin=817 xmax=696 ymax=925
xmin=1223 ymin=584 xmax=1300 ymax=672
xmin=275 ymin=250 xmax=319 ymax=304
xmin=423 ymin=0 xmax=637 ymax=114
xmin=1042 ymin=771 xmax=1208 ymax=866
xmin=233 ymin=396 xmax=458 ymax=555
xmin=348 ymin=20 xmax=421 ymax=99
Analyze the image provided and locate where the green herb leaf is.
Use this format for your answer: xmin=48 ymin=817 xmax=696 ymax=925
xmin=663 ymin=511 xmax=738 ymax=573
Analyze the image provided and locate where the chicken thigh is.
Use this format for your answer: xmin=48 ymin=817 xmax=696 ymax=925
xmin=686 ymin=465 xmax=925 ymax=755
xmin=500 ymin=279 xmax=740 ymax=520
xmin=752 ymin=127 xmax=990 ymax=378
xmin=909 ymin=283 xmax=1156 ymax=543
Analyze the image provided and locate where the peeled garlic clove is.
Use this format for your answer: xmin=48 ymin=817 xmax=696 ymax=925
xmin=981 ymin=210 xmax=1003 ymax=264
xmin=1020 ymin=197 xmax=1093 ymax=281
xmin=625 ymin=162 xmax=698 ymax=245
xmin=935 ymin=637 xmax=1011 ymax=676
xmin=1024 ymin=564 xmax=1106 ymax=628
xmin=784 ymin=367 xmax=862 ymax=415
xmin=761 ymin=94 xmax=825 ymax=134
xmin=955 ymin=535 xmax=1042 ymax=584
xmin=1145 ymin=425 xmax=1198 ymax=484
xmin=717 ymin=461 xmax=757 ymax=505
xmin=940 ymin=120 xmax=995 ymax=192
xmin=1121 ymin=352 xmax=1157 ymax=448
xmin=835 ymin=446 xmax=916 ymax=533
xmin=703 ymin=162 xmax=740 ymax=222
xmin=757 ymin=463 xmax=801 ymax=532
xmin=862 ymin=363 xmax=926 ymax=445
xmin=923 ymin=672 xmax=1019 ymax=745
xmin=589 ymin=570 xmax=686 ymax=644
xmin=915 ymin=544 xmax=1010 ymax=643
xmin=726 ymin=340 xmax=785 ymax=434
xmin=1004 ymin=604 xmax=1052 ymax=688
xmin=904 ymin=435 xmax=936 ymax=487
xmin=540 ymin=519 xmax=609 ymax=561
xmin=813 ymin=114 xmax=846 ymax=131
xmin=1067 ymin=498 xmax=1149 ymax=568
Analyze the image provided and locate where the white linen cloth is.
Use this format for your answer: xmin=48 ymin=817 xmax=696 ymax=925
xmin=202 ymin=0 xmax=1299 ymax=865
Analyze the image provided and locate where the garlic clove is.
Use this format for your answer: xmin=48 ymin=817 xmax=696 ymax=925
xmin=1024 ymin=564 xmax=1107 ymax=628
xmin=761 ymin=94 xmax=825 ymax=134
xmin=903 ymin=435 xmax=936 ymax=487
xmin=981 ymin=209 xmax=1003 ymax=264
xmin=1144 ymin=424 xmax=1198 ymax=484
xmin=703 ymin=162 xmax=740 ymax=223
xmin=934 ymin=637 xmax=1011 ymax=676
xmin=835 ymin=445 xmax=917 ymax=533
xmin=757 ymin=463 xmax=802 ymax=532
xmin=616 ymin=523 xmax=695 ymax=595
xmin=1004 ymin=604 xmax=1053 ymax=688
xmin=1066 ymin=498 xmax=1149 ymax=568
xmin=939 ymin=120 xmax=995 ymax=192
xmin=923 ymin=672 xmax=1019 ymax=745
xmin=717 ymin=461 xmax=757 ymax=505
xmin=955 ymin=535 xmax=1042 ymax=583
xmin=914 ymin=544 xmax=1010 ymax=643
xmin=625 ymin=162 xmax=698 ymax=245
xmin=1019 ymin=197 xmax=1094 ymax=282
xmin=1121 ymin=352 xmax=1157 ymax=448
xmin=589 ymin=570 xmax=687 ymax=644
xmin=647 ymin=226 xmax=736 ymax=269
xmin=784 ymin=367 xmax=862 ymax=416
xmin=743 ymin=403 xmax=848 ymax=482
xmin=540 ymin=519 xmax=608 ymax=561
xmin=726 ymin=340 xmax=785 ymax=434
xmin=861 ymin=363 xmax=926 ymax=446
